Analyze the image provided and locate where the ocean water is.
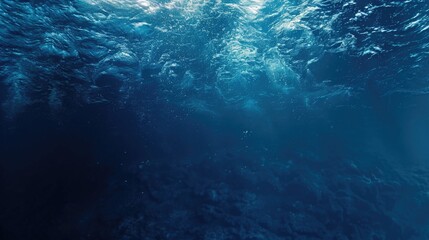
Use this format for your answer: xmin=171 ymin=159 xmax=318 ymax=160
xmin=1 ymin=0 xmax=429 ymax=239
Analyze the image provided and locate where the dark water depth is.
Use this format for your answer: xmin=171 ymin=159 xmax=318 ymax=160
xmin=1 ymin=0 xmax=429 ymax=239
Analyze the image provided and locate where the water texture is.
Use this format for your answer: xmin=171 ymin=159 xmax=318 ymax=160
xmin=1 ymin=0 xmax=429 ymax=239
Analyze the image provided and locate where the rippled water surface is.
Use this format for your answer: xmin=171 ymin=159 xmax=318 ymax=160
xmin=1 ymin=0 xmax=429 ymax=239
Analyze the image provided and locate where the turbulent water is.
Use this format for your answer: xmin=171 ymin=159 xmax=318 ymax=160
xmin=1 ymin=0 xmax=429 ymax=239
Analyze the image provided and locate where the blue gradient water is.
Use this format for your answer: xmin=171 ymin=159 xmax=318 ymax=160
xmin=1 ymin=0 xmax=429 ymax=239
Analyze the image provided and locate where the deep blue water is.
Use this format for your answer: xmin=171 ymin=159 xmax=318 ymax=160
xmin=1 ymin=0 xmax=429 ymax=239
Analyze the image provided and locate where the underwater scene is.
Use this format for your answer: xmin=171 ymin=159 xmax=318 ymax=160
xmin=1 ymin=0 xmax=429 ymax=239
